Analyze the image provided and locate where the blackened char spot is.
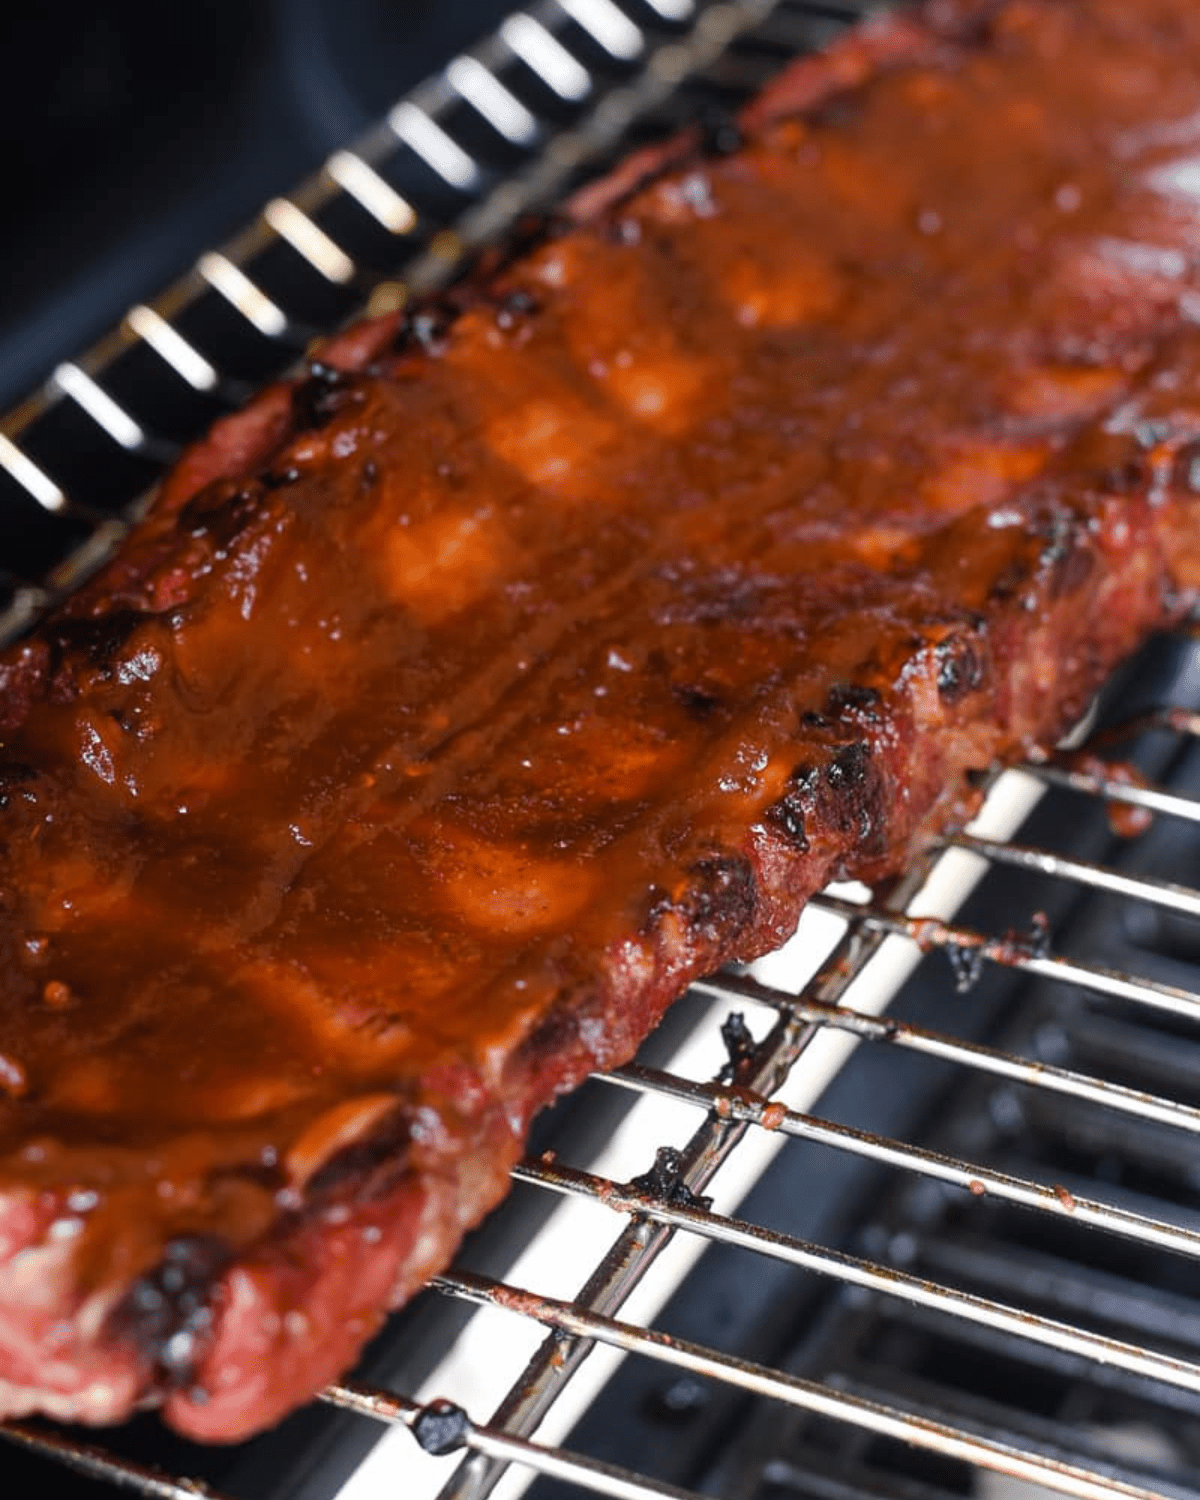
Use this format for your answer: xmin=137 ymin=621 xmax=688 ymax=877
xmin=699 ymin=106 xmax=744 ymax=157
xmin=936 ymin=637 xmax=985 ymax=703
xmin=0 ymin=761 xmax=37 ymax=811
xmin=765 ymin=762 xmax=819 ymax=850
xmin=824 ymin=740 xmax=886 ymax=852
xmin=826 ymin=682 xmax=882 ymax=723
xmin=1171 ymin=439 xmax=1200 ymax=495
xmin=110 ymin=1235 xmax=229 ymax=1387
xmin=682 ymin=854 xmax=757 ymax=947
xmin=304 ymin=1107 xmax=409 ymax=1201
xmin=179 ymin=480 xmax=266 ymax=550
xmin=293 ymin=361 xmax=355 ymax=431
xmin=826 ymin=740 xmax=870 ymax=789
xmin=395 ymin=307 xmax=453 ymax=357
xmin=672 ymin=682 xmax=722 ymax=719
xmin=49 ymin=609 xmax=147 ymax=673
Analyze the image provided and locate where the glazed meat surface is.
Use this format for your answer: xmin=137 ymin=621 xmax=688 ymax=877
xmin=4 ymin=0 xmax=1200 ymax=1442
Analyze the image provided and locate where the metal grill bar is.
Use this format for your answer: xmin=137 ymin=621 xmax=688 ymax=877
xmin=948 ymin=832 xmax=1200 ymax=919
xmin=804 ymin=896 xmax=1200 ymax=1024
xmin=512 ymin=1156 xmax=1200 ymax=1394
xmin=692 ymin=971 xmax=1200 ymax=1134
xmin=1 ymin=1422 xmax=233 ymax=1499
xmin=435 ymin=1271 xmax=1167 ymax=1500
xmin=323 ymin=1381 xmax=701 ymax=1500
xmin=603 ymin=1063 xmax=1200 ymax=1259
xmin=1028 ymin=762 xmax=1200 ymax=825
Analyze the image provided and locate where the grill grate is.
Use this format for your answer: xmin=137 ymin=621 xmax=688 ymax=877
xmin=4 ymin=3 xmax=1200 ymax=1500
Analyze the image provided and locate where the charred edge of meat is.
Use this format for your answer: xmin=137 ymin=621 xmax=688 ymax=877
xmin=672 ymin=682 xmax=724 ymax=719
xmin=392 ymin=306 xmax=456 ymax=359
xmin=109 ymin=1234 xmax=231 ymax=1389
xmin=303 ymin=1108 xmax=413 ymax=1204
xmin=292 ymin=362 xmax=359 ymax=431
xmin=493 ymin=288 xmax=541 ymax=332
xmin=698 ymin=106 xmax=744 ymax=158
xmin=1171 ymin=439 xmax=1200 ymax=494
xmin=0 ymin=760 xmax=37 ymax=811
xmin=824 ymin=739 xmax=888 ymax=854
xmin=179 ymin=480 xmax=269 ymax=551
xmin=679 ymin=853 xmax=759 ymax=949
xmin=825 ymin=681 xmax=883 ymax=723
xmin=1038 ymin=514 xmax=1095 ymax=601
xmin=765 ymin=762 xmax=819 ymax=851
xmin=935 ymin=634 xmax=986 ymax=703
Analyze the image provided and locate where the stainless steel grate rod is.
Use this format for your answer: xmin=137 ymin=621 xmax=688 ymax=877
xmin=321 ymin=1380 xmax=703 ymax=1500
xmin=512 ymin=1156 xmax=1200 ymax=1395
xmin=694 ymin=970 xmax=1200 ymax=1134
xmin=603 ymin=1063 xmax=1200 ymax=1260
xmin=435 ymin=1270 xmax=1168 ymax=1500
xmin=948 ymin=833 xmax=1200 ymax=919
xmin=1 ymin=1421 xmax=233 ymax=1500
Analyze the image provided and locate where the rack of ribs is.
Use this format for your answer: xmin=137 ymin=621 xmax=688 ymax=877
xmin=2 ymin=0 xmax=1200 ymax=1442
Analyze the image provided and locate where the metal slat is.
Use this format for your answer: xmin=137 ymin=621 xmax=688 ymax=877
xmin=513 ymin=1156 xmax=1200 ymax=1396
xmin=695 ymin=969 xmax=1200 ymax=1134
xmin=603 ymin=1064 xmax=1200 ymax=1260
xmin=436 ymin=1272 xmax=1166 ymax=1500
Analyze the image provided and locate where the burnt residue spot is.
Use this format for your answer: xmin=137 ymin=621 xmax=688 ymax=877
xmin=112 ymin=1235 xmax=229 ymax=1386
xmin=261 ymin=466 xmax=302 ymax=490
xmin=1102 ymin=455 xmax=1148 ymax=495
xmin=0 ymin=761 xmax=38 ymax=812
xmin=936 ymin=637 xmax=985 ymax=704
xmin=682 ymin=854 xmax=758 ymax=946
xmin=765 ymin=762 xmax=819 ymax=851
xmin=414 ymin=1399 xmax=470 ymax=1456
xmin=179 ymin=481 xmax=265 ymax=550
xmin=292 ymin=361 xmax=355 ymax=431
xmin=304 ymin=1109 xmax=408 ymax=1203
xmin=1171 ymin=439 xmax=1200 ymax=495
xmin=494 ymin=288 xmax=540 ymax=330
xmin=631 ymin=1147 xmax=712 ymax=1210
xmin=699 ymin=106 xmax=744 ymax=157
xmin=826 ymin=683 xmax=881 ymax=722
xmin=672 ymin=682 xmax=722 ymax=719
xmin=395 ymin=307 xmax=453 ymax=357
xmin=48 ymin=609 xmax=147 ymax=674
xmin=945 ymin=941 xmax=985 ymax=993
xmin=826 ymin=741 xmax=871 ymax=790
xmin=719 ymin=1011 xmax=756 ymax=1081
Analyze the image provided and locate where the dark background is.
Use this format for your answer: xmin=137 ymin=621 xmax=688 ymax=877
xmin=0 ymin=0 xmax=516 ymax=411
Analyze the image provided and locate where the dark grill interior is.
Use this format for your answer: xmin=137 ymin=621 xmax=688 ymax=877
xmin=5 ymin=5 xmax=1200 ymax=1500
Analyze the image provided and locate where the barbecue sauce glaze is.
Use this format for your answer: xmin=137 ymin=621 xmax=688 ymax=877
xmin=3 ymin=0 xmax=1200 ymax=1438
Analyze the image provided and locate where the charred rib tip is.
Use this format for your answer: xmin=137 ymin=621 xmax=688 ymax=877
xmin=699 ymin=107 xmax=744 ymax=158
xmin=293 ymin=362 xmax=354 ymax=431
xmin=413 ymin=1398 xmax=470 ymax=1455
xmin=826 ymin=682 xmax=882 ymax=721
xmin=113 ymin=1234 xmax=229 ymax=1386
xmin=684 ymin=853 xmax=758 ymax=944
xmin=936 ymin=637 xmax=985 ymax=703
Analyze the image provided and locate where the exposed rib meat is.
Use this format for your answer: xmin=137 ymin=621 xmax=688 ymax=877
xmin=3 ymin=0 xmax=1200 ymax=1441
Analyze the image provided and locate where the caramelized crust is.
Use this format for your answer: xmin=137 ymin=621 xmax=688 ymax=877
xmin=4 ymin=0 xmax=1200 ymax=1439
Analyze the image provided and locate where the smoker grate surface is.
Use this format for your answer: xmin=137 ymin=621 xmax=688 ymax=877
xmin=3 ymin=4 xmax=1200 ymax=1500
